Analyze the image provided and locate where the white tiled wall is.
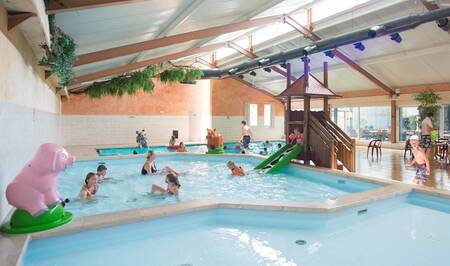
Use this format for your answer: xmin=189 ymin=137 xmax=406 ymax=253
xmin=212 ymin=116 xmax=285 ymax=142
xmin=62 ymin=114 xmax=212 ymax=146
xmin=0 ymin=102 xmax=61 ymax=221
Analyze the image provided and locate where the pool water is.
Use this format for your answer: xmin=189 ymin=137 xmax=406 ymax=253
xmin=58 ymin=155 xmax=378 ymax=217
xmin=97 ymin=141 xmax=285 ymax=156
xmin=23 ymin=193 xmax=450 ymax=266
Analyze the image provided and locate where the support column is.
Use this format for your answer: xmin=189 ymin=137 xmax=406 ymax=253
xmin=391 ymin=99 xmax=397 ymax=143
xmin=285 ymin=63 xmax=292 ymax=143
xmin=323 ymin=98 xmax=329 ymax=119
xmin=304 ymin=95 xmax=311 ymax=161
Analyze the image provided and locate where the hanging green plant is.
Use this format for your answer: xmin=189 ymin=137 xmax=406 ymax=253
xmin=86 ymin=66 xmax=156 ymax=98
xmin=414 ymin=89 xmax=441 ymax=124
xmin=39 ymin=15 xmax=77 ymax=86
xmin=159 ymin=67 xmax=204 ymax=84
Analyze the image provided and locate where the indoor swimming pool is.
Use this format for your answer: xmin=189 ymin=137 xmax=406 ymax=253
xmin=58 ymin=155 xmax=379 ymax=217
xmin=23 ymin=193 xmax=450 ymax=266
xmin=96 ymin=141 xmax=285 ymax=156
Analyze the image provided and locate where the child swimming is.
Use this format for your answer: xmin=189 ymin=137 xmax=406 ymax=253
xmin=409 ymin=135 xmax=430 ymax=185
xmin=176 ymin=142 xmax=187 ymax=152
xmin=79 ymin=172 xmax=99 ymax=199
xmin=151 ymin=173 xmax=181 ymax=197
xmin=141 ymin=151 xmax=157 ymax=175
xmin=96 ymin=164 xmax=110 ymax=182
xmin=227 ymin=160 xmax=245 ymax=176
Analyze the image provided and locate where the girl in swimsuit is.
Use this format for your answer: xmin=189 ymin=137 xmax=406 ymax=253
xmin=142 ymin=151 xmax=157 ymax=175
xmin=176 ymin=142 xmax=187 ymax=152
xmin=79 ymin=172 xmax=99 ymax=199
xmin=151 ymin=173 xmax=181 ymax=197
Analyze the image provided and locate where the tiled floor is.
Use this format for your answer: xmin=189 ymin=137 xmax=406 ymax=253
xmin=356 ymin=146 xmax=450 ymax=191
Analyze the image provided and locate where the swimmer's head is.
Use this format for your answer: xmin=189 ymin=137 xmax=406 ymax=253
xmin=409 ymin=135 xmax=420 ymax=147
xmin=85 ymin=172 xmax=98 ymax=185
xmin=147 ymin=150 xmax=155 ymax=159
xmin=97 ymin=164 xmax=107 ymax=175
xmin=166 ymin=173 xmax=180 ymax=188
xmin=227 ymin=161 xmax=235 ymax=169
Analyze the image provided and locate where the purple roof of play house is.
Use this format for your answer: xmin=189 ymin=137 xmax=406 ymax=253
xmin=278 ymin=73 xmax=338 ymax=98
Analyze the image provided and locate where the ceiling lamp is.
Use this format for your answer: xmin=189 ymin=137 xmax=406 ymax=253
xmin=353 ymin=42 xmax=365 ymax=51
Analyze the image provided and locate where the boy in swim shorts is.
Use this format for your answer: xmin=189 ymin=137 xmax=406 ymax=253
xmin=227 ymin=161 xmax=245 ymax=176
xmin=409 ymin=135 xmax=430 ymax=185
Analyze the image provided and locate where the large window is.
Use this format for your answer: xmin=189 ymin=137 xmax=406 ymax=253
xmin=399 ymin=107 xmax=420 ymax=141
xmin=332 ymin=107 xmax=359 ymax=139
xmin=444 ymin=105 xmax=450 ymax=136
xmin=331 ymin=106 xmax=390 ymax=141
xmin=359 ymin=106 xmax=391 ymax=141
xmin=264 ymin=104 xmax=272 ymax=127
xmin=249 ymin=104 xmax=258 ymax=126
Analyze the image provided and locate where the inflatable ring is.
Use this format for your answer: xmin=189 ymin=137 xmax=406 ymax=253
xmin=206 ymin=148 xmax=225 ymax=154
xmin=168 ymin=145 xmax=180 ymax=150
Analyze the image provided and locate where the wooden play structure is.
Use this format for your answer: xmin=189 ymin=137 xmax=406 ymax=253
xmin=278 ymin=58 xmax=356 ymax=172
xmin=206 ymin=128 xmax=225 ymax=154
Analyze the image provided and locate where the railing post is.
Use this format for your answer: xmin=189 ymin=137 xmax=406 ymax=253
xmin=330 ymin=140 xmax=337 ymax=170
xmin=350 ymin=139 xmax=356 ymax=172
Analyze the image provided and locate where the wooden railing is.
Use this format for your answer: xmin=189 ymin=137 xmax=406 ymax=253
xmin=309 ymin=115 xmax=337 ymax=169
xmin=310 ymin=112 xmax=356 ymax=172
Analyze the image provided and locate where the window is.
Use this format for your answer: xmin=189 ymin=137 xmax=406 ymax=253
xmin=264 ymin=104 xmax=272 ymax=127
xmin=399 ymin=107 xmax=420 ymax=141
xmin=331 ymin=107 xmax=359 ymax=139
xmin=249 ymin=104 xmax=258 ymax=126
xmin=359 ymin=106 xmax=391 ymax=141
xmin=444 ymin=105 xmax=450 ymax=136
xmin=331 ymin=106 xmax=391 ymax=141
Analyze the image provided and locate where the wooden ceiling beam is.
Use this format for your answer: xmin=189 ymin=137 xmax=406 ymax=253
xmin=46 ymin=0 xmax=144 ymax=14
xmin=72 ymin=42 xmax=226 ymax=85
xmin=285 ymin=15 xmax=395 ymax=95
xmin=7 ymin=11 xmax=35 ymax=31
xmin=73 ymin=14 xmax=285 ymax=67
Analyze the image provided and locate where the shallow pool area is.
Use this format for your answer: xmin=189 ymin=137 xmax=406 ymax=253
xmin=59 ymin=155 xmax=379 ymax=217
xmin=23 ymin=193 xmax=450 ymax=266
xmin=97 ymin=141 xmax=285 ymax=156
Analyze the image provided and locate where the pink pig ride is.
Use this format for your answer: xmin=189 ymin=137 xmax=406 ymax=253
xmin=6 ymin=143 xmax=75 ymax=217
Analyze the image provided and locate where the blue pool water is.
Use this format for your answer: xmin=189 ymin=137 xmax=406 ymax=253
xmin=97 ymin=141 xmax=285 ymax=156
xmin=23 ymin=193 xmax=450 ymax=266
xmin=58 ymin=155 xmax=379 ymax=217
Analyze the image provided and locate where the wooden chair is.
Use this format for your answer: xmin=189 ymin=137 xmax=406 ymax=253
xmin=436 ymin=138 xmax=449 ymax=166
xmin=367 ymin=139 xmax=382 ymax=158
xmin=404 ymin=139 xmax=413 ymax=159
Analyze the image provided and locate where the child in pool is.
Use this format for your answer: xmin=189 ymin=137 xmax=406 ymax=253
xmin=176 ymin=142 xmax=187 ymax=152
xmin=259 ymin=147 xmax=268 ymax=155
xmin=96 ymin=164 xmax=111 ymax=182
xmin=142 ymin=151 xmax=157 ymax=175
xmin=151 ymin=173 xmax=181 ymax=197
xmin=409 ymin=135 xmax=430 ymax=185
xmin=79 ymin=172 xmax=99 ymax=199
xmin=227 ymin=160 xmax=245 ymax=176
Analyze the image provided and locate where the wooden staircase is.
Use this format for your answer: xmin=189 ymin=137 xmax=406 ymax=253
xmin=309 ymin=112 xmax=356 ymax=172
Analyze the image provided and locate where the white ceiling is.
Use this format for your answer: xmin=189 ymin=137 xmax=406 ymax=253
xmin=52 ymin=0 xmax=450 ymax=93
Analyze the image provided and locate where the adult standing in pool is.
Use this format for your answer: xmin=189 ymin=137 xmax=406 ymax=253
xmin=241 ymin=120 xmax=253 ymax=149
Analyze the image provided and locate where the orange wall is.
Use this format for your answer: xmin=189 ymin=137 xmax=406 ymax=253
xmin=62 ymin=79 xmax=211 ymax=115
xmin=211 ymin=78 xmax=284 ymax=116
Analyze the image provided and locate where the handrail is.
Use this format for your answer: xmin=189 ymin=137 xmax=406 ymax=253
xmin=311 ymin=112 xmax=352 ymax=148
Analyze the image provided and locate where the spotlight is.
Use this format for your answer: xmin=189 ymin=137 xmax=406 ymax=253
xmin=228 ymin=67 xmax=239 ymax=75
xmin=302 ymin=45 xmax=317 ymax=56
xmin=263 ymin=67 xmax=272 ymax=73
xmin=437 ymin=17 xmax=450 ymax=31
xmin=258 ymin=58 xmax=271 ymax=66
xmin=238 ymin=74 xmax=244 ymax=79
xmin=390 ymin=33 xmax=402 ymax=43
xmin=354 ymin=42 xmax=365 ymax=51
xmin=249 ymin=71 xmax=257 ymax=76
xmin=301 ymin=57 xmax=310 ymax=63
xmin=324 ymin=50 xmax=335 ymax=58
xmin=280 ymin=63 xmax=287 ymax=69
xmin=368 ymin=25 xmax=385 ymax=38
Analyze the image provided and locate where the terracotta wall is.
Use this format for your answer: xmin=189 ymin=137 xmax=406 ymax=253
xmin=211 ymin=78 xmax=284 ymax=116
xmin=62 ymin=80 xmax=211 ymax=115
